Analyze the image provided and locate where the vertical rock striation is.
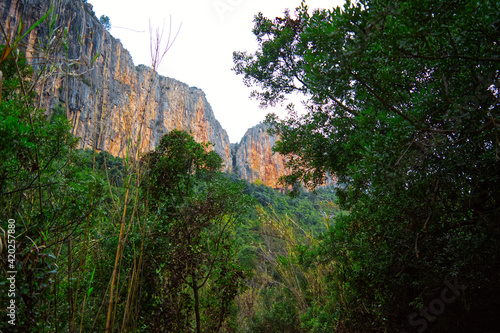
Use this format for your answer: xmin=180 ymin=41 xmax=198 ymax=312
xmin=1 ymin=0 xmax=295 ymax=184
xmin=233 ymin=123 xmax=289 ymax=188
xmin=0 ymin=0 xmax=232 ymax=169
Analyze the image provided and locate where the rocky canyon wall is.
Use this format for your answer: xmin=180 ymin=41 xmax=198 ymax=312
xmin=233 ymin=123 xmax=289 ymax=188
xmin=0 ymin=0 xmax=232 ymax=169
xmin=1 ymin=0 xmax=293 ymax=186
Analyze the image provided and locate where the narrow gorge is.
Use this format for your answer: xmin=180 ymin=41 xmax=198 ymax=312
xmin=0 ymin=0 xmax=288 ymax=187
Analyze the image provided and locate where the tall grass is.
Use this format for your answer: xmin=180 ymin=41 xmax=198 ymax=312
xmin=0 ymin=5 xmax=181 ymax=332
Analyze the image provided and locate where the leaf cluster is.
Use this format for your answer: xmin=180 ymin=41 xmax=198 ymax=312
xmin=233 ymin=0 xmax=500 ymax=331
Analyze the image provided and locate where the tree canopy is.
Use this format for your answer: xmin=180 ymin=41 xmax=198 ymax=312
xmin=234 ymin=0 xmax=500 ymax=331
xmin=99 ymin=15 xmax=111 ymax=31
xmin=140 ymin=130 xmax=251 ymax=333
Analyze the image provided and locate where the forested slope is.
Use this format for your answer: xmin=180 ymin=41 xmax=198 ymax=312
xmin=1 ymin=0 xmax=499 ymax=332
xmin=234 ymin=0 xmax=500 ymax=331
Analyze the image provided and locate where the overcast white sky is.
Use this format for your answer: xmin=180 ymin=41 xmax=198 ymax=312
xmin=90 ymin=0 xmax=344 ymax=142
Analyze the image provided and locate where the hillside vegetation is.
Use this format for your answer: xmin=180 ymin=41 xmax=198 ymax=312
xmin=1 ymin=0 xmax=500 ymax=332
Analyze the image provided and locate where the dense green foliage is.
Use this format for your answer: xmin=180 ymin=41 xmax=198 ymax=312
xmin=0 ymin=15 xmax=255 ymax=330
xmin=1 ymin=36 xmax=329 ymax=331
xmin=139 ymin=130 xmax=252 ymax=333
xmin=0 ymin=43 xmax=105 ymax=331
xmin=0 ymin=45 xmax=253 ymax=330
xmin=234 ymin=0 xmax=500 ymax=331
xmin=100 ymin=15 xmax=111 ymax=31
xmin=241 ymin=180 xmax=338 ymax=231
xmin=4 ymin=0 xmax=500 ymax=331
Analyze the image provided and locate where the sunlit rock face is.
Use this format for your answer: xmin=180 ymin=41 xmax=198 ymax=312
xmin=1 ymin=0 xmax=233 ymax=170
xmin=1 ymin=0 xmax=294 ymax=182
xmin=233 ymin=123 xmax=289 ymax=188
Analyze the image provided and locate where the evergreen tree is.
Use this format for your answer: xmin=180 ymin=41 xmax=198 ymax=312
xmin=140 ymin=130 xmax=251 ymax=332
xmin=234 ymin=1 xmax=500 ymax=331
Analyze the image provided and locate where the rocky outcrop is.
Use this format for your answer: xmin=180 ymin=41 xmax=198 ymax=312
xmin=0 ymin=0 xmax=232 ymax=169
xmin=233 ymin=123 xmax=289 ymax=188
xmin=1 ymin=0 xmax=295 ymax=184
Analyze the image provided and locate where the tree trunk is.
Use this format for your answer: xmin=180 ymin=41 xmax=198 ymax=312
xmin=0 ymin=70 xmax=3 ymax=104
xmin=192 ymin=273 xmax=201 ymax=333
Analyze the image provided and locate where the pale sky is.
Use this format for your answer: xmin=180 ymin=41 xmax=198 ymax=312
xmin=90 ymin=0 xmax=344 ymax=142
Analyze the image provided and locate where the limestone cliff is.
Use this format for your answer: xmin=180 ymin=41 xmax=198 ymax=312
xmin=0 ymin=0 xmax=232 ymax=169
xmin=1 ymin=0 xmax=294 ymax=184
xmin=233 ymin=123 xmax=289 ymax=188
